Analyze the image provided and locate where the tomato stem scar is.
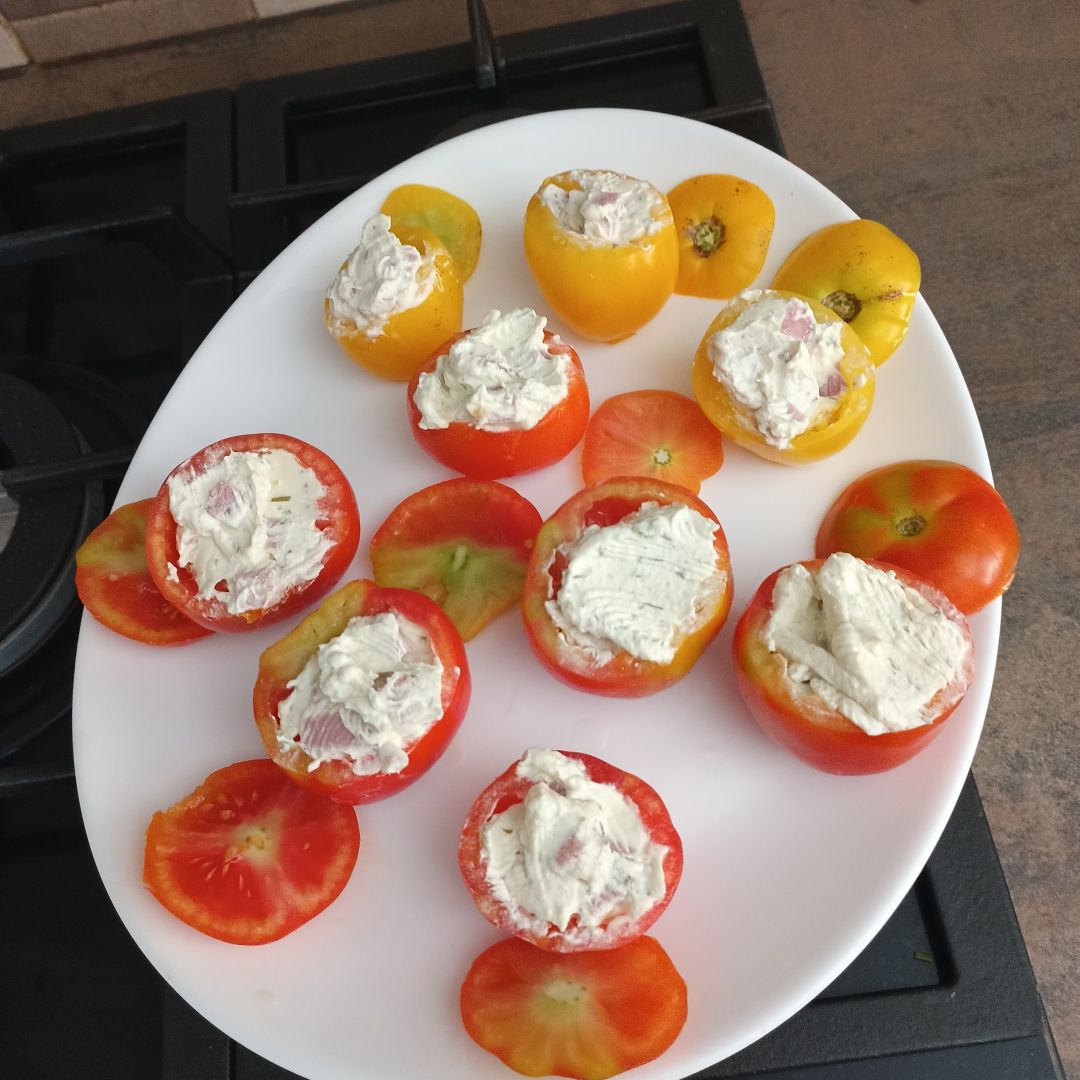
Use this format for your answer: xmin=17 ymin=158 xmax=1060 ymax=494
xmin=821 ymin=290 xmax=862 ymax=322
xmin=651 ymin=447 xmax=674 ymax=466
xmin=896 ymin=512 xmax=927 ymax=537
xmin=543 ymin=979 xmax=588 ymax=1005
xmin=688 ymin=216 xmax=725 ymax=257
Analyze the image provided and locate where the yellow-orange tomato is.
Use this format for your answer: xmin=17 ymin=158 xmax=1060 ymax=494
xmin=771 ymin=219 xmax=920 ymax=367
xmin=667 ymin=173 xmax=775 ymax=299
xmin=523 ymin=170 xmax=679 ymax=343
xmin=324 ymin=222 xmax=463 ymax=382
xmin=380 ymin=184 xmax=482 ymax=281
xmin=691 ymin=289 xmax=874 ymax=465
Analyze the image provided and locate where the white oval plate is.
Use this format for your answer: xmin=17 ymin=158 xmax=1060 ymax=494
xmin=73 ymin=109 xmax=998 ymax=1080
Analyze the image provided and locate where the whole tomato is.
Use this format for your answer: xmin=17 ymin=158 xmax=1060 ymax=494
xmin=690 ymin=289 xmax=874 ymax=465
xmin=815 ymin=460 xmax=1020 ymax=614
xmin=253 ymin=579 xmax=470 ymax=804
xmin=523 ymin=170 xmax=679 ymax=342
xmin=732 ymin=558 xmax=975 ymax=775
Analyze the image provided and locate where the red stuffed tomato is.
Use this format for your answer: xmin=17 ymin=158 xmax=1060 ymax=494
xmin=253 ymin=579 xmax=470 ymax=804
xmin=732 ymin=556 xmax=975 ymax=775
xmin=145 ymin=433 xmax=360 ymax=632
xmin=815 ymin=459 xmax=1020 ymax=614
xmin=75 ymin=498 xmax=211 ymax=645
xmin=458 ymin=749 xmax=683 ymax=952
xmin=406 ymin=315 xmax=590 ymax=480
xmin=143 ymin=758 xmax=359 ymax=945
xmin=522 ymin=477 xmax=733 ymax=697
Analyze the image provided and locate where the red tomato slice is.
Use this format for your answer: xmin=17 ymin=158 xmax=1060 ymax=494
xmin=370 ymin=478 xmax=542 ymax=641
xmin=406 ymin=327 xmax=590 ymax=479
xmin=521 ymin=478 xmax=733 ymax=697
xmin=145 ymin=433 xmax=360 ymax=632
xmin=75 ymin=498 xmax=211 ymax=645
xmin=580 ymin=389 xmax=724 ymax=493
xmin=815 ymin=459 xmax=1020 ymax=614
xmin=460 ymin=935 xmax=688 ymax=1080
xmin=253 ymin=579 xmax=470 ymax=804
xmin=732 ymin=558 xmax=975 ymax=774
xmin=458 ymin=750 xmax=683 ymax=952
xmin=143 ymin=758 xmax=359 ymax=944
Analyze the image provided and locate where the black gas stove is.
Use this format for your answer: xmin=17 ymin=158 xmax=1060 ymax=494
xmin=0 ymin=2 xmax=1063 ymax=1078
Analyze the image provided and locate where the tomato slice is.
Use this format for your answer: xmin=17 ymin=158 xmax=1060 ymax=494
xmin=521 ymin=478 xmax=733 ymax=697
xmin=814 ymin=459 xmax=1020 ymax=614
xmin=460 ymin=936 xmax=688 ymax=1080
xmin=75 ymin=498 xmax=211 ymax=645
xmin=253 ymin=579 xmax=470 ymax=804
xmin=580 ymin=390 xmax=724 ymax=493
xmin=380 ymin=183 xmax=483 ymax=281
xmin=667 ymin=173 xmax=775 ymax=299
xmin=406 ymin=325 xmax=590 ymax=480
xmin=143 ymin=758 xmax=359 ymax=944
xmin=732 ymin=558 xmax=975 ymax=774
xmin=458 ymin=750 xmax=683 ymax=952
xmin=370 ymin=478 xmax=542 ymax=641
xmin=145 ymin=433 xmax=360 ymax=632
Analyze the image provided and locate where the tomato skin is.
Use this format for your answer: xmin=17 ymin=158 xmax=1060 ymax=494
xmin=380 ymin=184 xmax=482 ymax=281
xmin=253 ymin=579 xmax=470 ymax=804
xmin=580 ymin=389 xmax=724 ymax=493
xmin=370 ymin=478 xmax=542 ymax=641
xmin=145 ymin=433 xmax=360 ymax=633
xmin=458 ymin=750 xmax=683 ymax=952
xmin=460 ymin=935 xmax=688 ymax=1080
xmin=324 ymin=222 xmax=463 ymax=382
xmin=667 ymin=173 xmax=775 ymax=299
xmin=771 ymin=219 xmax=921 ymax=368
xmin=406 ymin=329 xmax=590 ymax=479
xmin=75 ymin=498 xmax=212 ymax=645
xmin=143 ymin=759 xmax=359 ymax=945
xmin=523 ymin=171 xmax=678 ymax=343
xmin=521 ymin=478 xmax=733 ymax=697
xmin=814 ymin=459 xmax=1020 ymax=614
xmin=732 ymin=559 xmax=975 ymax=775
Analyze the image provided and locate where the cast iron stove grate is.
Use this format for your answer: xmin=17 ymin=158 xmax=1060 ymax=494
xmin=0 ymin=3 xmax=1061 ymax=1078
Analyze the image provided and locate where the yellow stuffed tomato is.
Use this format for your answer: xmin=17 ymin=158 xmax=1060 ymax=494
xmin=691 ymin=289 xmax=874 ymax=465
xmin=324 ymin=214 xmax=463 ymax=382
xmin=523 ymin=169 xmax=678 ymax=343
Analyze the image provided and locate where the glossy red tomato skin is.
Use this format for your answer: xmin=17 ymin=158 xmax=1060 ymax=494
xmin=406 ymin=329 xmax=590 ymax=479
xmin=815 ymin=459 xmax=1020 ymax=614
xmin=458 ymin=750 xmax=683 ymax=953
xmin=521 ymin=477 xmax=734 ymax=697
xmin=732 ymin=559 xmax=975 ymax=775
xmin=460 ymin=935 xmax=688 ymax=1080
xmin=143 ymin=758 xmax=360 ymax=945
xmin=75 ymin=498 xmax=212 ymax=645
xmin=145 ymin=433 xmax=360 ymax=632
xmin=253 ymin=580 xmax=471 ymax=804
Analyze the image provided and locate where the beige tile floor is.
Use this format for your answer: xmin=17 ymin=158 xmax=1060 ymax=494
xmin=2 ymin=0 xmax=1077 ymax=1073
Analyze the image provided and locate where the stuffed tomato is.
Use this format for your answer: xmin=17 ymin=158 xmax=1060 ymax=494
xmin=522 ymin=477 xmax=733 ymax=697
xmin=407 ymin=308 xmax=590 ymax=480
xmin=253 ymin=579 xmax=470 ymax=804
xmin=458 ymin=749 xmax=683 ymax=952
xmin=145 ymin=433 xmax=359 ymax=632
xmin=733 ymin=553 xmax=975 ymax=775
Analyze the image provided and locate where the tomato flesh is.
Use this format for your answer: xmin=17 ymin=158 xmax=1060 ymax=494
xmin=460 ymin=936 xmax=688 ymax=1080
xmin=75 ymin=498 xmax=211 ymax=645
xmin=370 ymin=478 xmax=542 ymax=641
xmin=145 ymin=433 xmax=360 ymax=633
xmin=253 ymin=579 xmax=470 ymax=804
xmin=815 ymin=459 xmax=1020 ymax=614
xmin=521 ymin=478 xmax=733 ymax=697
xmin=458 ymin=750 xmax=683 ymax=952
xmin=407 ymin=328 xmax=590 ymax=480
xmin=143 ymin=759 xmax=359 ymax=944
xmin=580 ymin=390 xmax=724 ymax=493
xmin=732 ymin=559 xmax=975 ymax=774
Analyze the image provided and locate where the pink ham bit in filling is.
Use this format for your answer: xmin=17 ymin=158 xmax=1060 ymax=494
xmin=818 ymin=373 xmax=845 ymax=398
xmin=205 ymin=481 xmax=238 ymax=520
xmin=779 ymin=301 xmax=815 ymax=342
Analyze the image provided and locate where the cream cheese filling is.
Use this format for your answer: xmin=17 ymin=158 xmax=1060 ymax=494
xmin=539 ymin=169 xmax=667 ymax=246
